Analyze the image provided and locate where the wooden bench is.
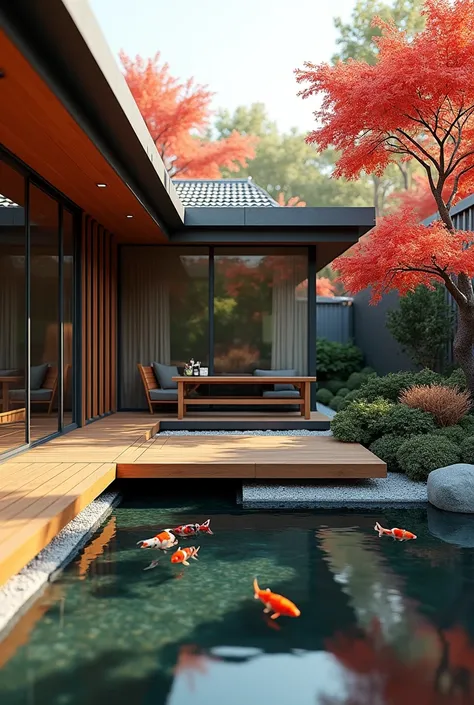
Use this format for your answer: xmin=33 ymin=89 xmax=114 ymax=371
xmin=173 ymin=375 xmax=316 ymax=420
xmin=8 ymin=365 xmax=59 ymax=415
xmin=138 ymin=364 xmax=178 ymax=414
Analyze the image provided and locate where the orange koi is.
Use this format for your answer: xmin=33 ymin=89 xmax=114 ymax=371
xmin=171 ymin=519 xmax=213 ymax=537
xmin=374 ymin=522 xmax=417 ymax=541
xmin=253 ymin=578 xmax=301 ymax=620
xmin=171 ymin=546 xmax=200 ymax=566
xmin=137 ymin=530 xmax=178 ymax=550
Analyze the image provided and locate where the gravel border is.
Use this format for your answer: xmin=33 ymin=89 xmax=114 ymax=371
xmin=0 ymin=490 xmax=120 ymax=640
xmin=242 ymin=473 xmax=427 ymax=508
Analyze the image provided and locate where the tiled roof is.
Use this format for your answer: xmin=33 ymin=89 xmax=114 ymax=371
xmin=0 ymin=194 xmax=19 ymax=208
xmin=173 ymin=178 xmax=279 ymax=208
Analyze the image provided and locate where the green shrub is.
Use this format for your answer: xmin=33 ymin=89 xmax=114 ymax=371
xmin=329 ymin=396 xmax=345 ymax=412
xmin=339 ymin=389 xmax=362 ymax=410
xmin=396 ymin=434 xmax=461 ymax=481
xmin=459 ymin=415 xmax=474 ymax=435
xmin=386 ymin=283 xmax=455 ymax=372
xmin=369 ymin=434 xmax=408 ymax=473
xmin=337 ymin=387 xmax=350 ymax=398
xmin=434 ymin=425 xmax=466 ymax=445
xmin=446 ymin=368 xmax=467 ymax=391
xmin=325 ymin=380 xmax=346 ymax=395
xmin=331 ymin=398 xmax=394 ymax=445
xmin=316 ymin=338 xmax=363 ymax=381
xmin=380 ymin=404 xmax=436 ymax=437
xmin=347 ymin=372 xmax=369 ymax=390
xmin=361 ymin=366 xmax=376 ymax=376
xmin=348 ymin=369 xmax=445 ymax=404
xmin=316 ymin=388 xmax=333 ymax=405
xmin=460 ymin=435 xmax=474 ymax=463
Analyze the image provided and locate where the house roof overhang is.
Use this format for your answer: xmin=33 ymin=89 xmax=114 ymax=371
xmin=0 ymin=0 xmax=375 ymax=260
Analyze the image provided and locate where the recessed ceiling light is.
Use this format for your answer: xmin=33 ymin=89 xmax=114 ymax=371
xmin=96 ymin=183 xmax=107 ymax=188
xmin=126 ymin=214 xmax=134 ymax=218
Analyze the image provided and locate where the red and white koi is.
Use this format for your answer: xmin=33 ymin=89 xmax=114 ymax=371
xmin=137 ymin=530 xmax=178 ymax=550
xmin=170 ymin=519 xmax=213 ymax=537
xmin=374 ymin=522 xmax=417 ymax=541
xmin=171 ymin=546 xmax=200 ymax=566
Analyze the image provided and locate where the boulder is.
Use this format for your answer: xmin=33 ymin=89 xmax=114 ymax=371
xmin=427 ymin=464 xmax=474 ymax=513
xmin=428 ymin=505 xmax=474 ymax=547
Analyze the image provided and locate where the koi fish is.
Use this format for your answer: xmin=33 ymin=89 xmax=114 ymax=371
xmin=374 ymin=522 xmax=417 ymax=541
xmin=171 ymin=546 xmax=200 ymax=566
xmin=137 ymin=530 xmax=178 ymax=550
xmin=253 ymin=578 xmax=301 ymax=620
xmin=170 ymin=519 xmax=213 ymax=537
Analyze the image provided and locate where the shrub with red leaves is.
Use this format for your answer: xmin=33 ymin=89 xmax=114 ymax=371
xmin=399 ymin=384 xmax=471 ymax=427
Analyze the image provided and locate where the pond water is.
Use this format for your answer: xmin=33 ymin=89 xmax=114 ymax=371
xmin=1 ymin=481 xmax=474 ymax=705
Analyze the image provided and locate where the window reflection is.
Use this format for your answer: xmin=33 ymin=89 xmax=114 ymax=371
xmin=0 ymin=158 xmax=26 ymax=453
xmin=63 ymin=209 xmax=74 ymax=426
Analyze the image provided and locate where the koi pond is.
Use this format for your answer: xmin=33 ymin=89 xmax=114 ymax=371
xmin=1 ymin=481 xmax=474 ymax=705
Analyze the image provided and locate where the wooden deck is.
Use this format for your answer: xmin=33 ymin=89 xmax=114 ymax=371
xmin=0 ymin=412 xmax=386 ymax=587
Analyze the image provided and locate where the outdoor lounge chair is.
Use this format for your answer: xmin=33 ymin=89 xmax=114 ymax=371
xmin=137 ymin=363 xmax=178 ymax=414
xmin=9 ymin=364 xmax=58 ymax=415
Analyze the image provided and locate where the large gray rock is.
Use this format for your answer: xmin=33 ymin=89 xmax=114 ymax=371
xmin=428 ymin=464 xmax=474 ymax=513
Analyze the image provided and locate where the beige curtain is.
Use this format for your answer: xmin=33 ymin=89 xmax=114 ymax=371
xmin=271 ymin=256 xmax=308 ymax=375
xmin=120 ymin=247 xmax=170 ymax=408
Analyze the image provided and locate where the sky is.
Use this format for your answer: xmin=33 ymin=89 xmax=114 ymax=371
xmin=89 ymin=0 xmax=357 ymax=134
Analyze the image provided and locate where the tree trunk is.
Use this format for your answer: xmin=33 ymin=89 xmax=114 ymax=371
xmin=453 ymin=301 xmax=474 ymax=397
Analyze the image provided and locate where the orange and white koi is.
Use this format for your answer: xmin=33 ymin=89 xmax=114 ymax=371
xmin=171 ymin=546 xmax=200 ymax=566
xmin=137 ymin=530 xmax=178 ymax=550
xmin=170 ymin=519 xmax=213 ymax=537
xmin=374 ymin=522 xmax=417 ymax=541
xmin=253 ymin=578 xmax=301 ymax=620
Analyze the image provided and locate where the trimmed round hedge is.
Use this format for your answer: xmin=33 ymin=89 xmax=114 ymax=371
xmin=337 ymin=387 xmax=350 ymax=398
xmin=316 ymin=388 xmax=333 ymax=405
xmin=434 ymin=425 xmax=466 ymax=445
xmin=396 ymin=434 xmax=461 ymax=481
xmin=325 ymin=380 xmax=346 ymax=395
xmin=369 ymin=434 xmax=408 ymax=473
xmin=347 ymin=369 xmax=445 ymax=404
xmin=459 ymin=414 xmax=474 ymax=435
xmin=380 ymin=404 xmax=436 ymax=437
xmin=347 ymin=372 xmax=369 ymax=390
xmin=460 ymin=435 xmax=474 ymax=463
xmin=331 ymin=398 xmax=393 ymax=445
xmin=329 ymin=396 xmax=345 ymax=412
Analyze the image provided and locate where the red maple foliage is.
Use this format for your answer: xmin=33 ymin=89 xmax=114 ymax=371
xmin=277 ymin=193 xmax=307 ymax=207
xmin=120 ymin=51 xmax=256 ymax=178
xmin=296 ymin=0 xmax=474 ymax=392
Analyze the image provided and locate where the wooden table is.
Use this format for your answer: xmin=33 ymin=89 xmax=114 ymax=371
xmin=172 ymin=375 xmax=316 ymax=420
xmin=0 ymin=376 xmax=23 ymax=413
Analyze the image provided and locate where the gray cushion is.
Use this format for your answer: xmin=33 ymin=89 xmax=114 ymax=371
xmin=9 ymin=388 xmax=52 ymax=402
xmin=149 ymin=389 xmax=178 ymax=401
xmin=30 ymin=363 xmax=49 ymax=390
xmin=254 ymin=368 xmax=296 ymax=392
xmin=152 ymin=362 xmax=179 ymax=390
xmin=0 ymin=369 xmax=21 ymax=377
xmin=262 ymin=390 xmax=301 ymax=398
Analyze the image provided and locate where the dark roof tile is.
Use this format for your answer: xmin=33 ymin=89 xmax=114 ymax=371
xmin=173 ymin=178 xmax=279 ymax=208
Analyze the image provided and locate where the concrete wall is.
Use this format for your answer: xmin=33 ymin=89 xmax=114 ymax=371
xmin=353 ymin=288 xmax=416 ymax=375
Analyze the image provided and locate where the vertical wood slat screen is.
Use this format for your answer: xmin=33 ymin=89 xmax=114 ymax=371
xmin=81 ymin=215 xmax=117 ymax=424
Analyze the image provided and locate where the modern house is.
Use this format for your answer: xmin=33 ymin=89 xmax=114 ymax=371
xmin=0 ymin=0 xmax=375 ymax=461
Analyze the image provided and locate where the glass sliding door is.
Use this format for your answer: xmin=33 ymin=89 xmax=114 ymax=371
xmin=29 ymin=184 xmax=60 ymax=442
xmin=213 ymin=248 xmax=308 ymax=375
xmin=63 ymin=209 xmax=75 ymax=427
xmin=0 ymin=157 xmax=27 ymax=453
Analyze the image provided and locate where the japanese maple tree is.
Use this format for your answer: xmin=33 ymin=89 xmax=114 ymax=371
xmin=120 ymin=51 xmax=256 ymax=178
xmin=296 ymin=0 xmax=474 ymax=392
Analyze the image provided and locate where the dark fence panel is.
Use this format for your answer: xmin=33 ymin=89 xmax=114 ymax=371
xmin=316 ymin=296 xmax=353 ymax=343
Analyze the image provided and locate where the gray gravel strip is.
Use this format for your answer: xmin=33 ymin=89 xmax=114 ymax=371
xmin=0 ymin=490 xmax=120 ymax=639
xmin=159 ymin=429 xmax=332 ymax=436
xmin=242 ymin=473 xmax=427 ymax=509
